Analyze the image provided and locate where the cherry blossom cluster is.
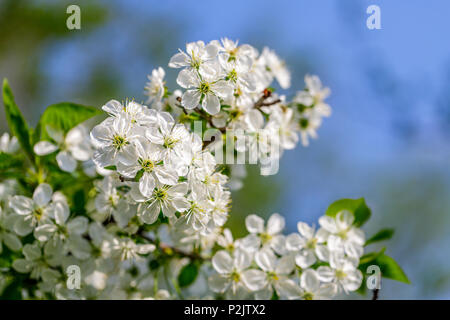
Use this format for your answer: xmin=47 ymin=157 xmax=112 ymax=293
xmin=145 ymin=38 xmax=332 ymax=178
xmin=89 ymin=99 xmax=231 ymax=234
xmin=208 ymin=212 xmax=365 ymax=299
xmin=0 ymin=39 xmax=381 ymax=301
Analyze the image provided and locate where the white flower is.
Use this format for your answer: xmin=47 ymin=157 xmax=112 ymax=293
xmin=85 ymin=270 xmax=108 ymax=290
xmin=209 ymin=249 xmax=265 ymax=295
xmin=0 ymin=132 xmax=19 ymax=153
xmin=189 ymin=167 xmax=228 ymax=198
xmin=253 ymin=249 xmax=296 ymax=299
xmin=12 ymin=242 xmax=59 ymax=281
xmin=132 ymin=182 xmax=189 ymax=224
xmin=9 ymin=183 xmax=55 ymax=236
xmin=215 ymin=38 xmax=257 ymax=69
xmin=318 ymin=210 xmax=365 ymax=258
xmin=259 ymin=47 xmax=291 ymax=89
xmin=108 ymin=238 xmax=155 ymax=261
xmin=174 ymin=133 xmax=215 ymax=176
xmin=34 ymin=125 xmax=92 ymax=172
xmin=304 ymin=74 xmax=331 ymax=117
xmin=145 ymin=67 xmax=166 ymax=106
xmin=219 ymin=54 xmax=257 ymax=94
xmin=317 ymin=253 xmax=363 ymax=293
xmin=208 ymin=187 xmax=230 ymax=227
xmin=297 ymin=110 xmax=322 ymax=147
xmin=0 ymin=207 xmax=22 ymax=253
xmin=242 ymin=110 xmax=273 ymax=158
xmin=94 ymin=175 xmax=131 ymax=226
xmin=145 ymin=112 xmax=190 ymax=160
xmin=299 ymin=269 xmax=337 ymax=300
xmin=178 ymin=190 xmax=210 ymax=231
xmin=102 ymin=100 xmax=156 ymax=125
xmin=267 ymin=107 xmax=299 ymax=150
xmin=217 ymin=228 xmax=237 ymax=252
xmin=116 ymin=138 xmax=178 ymax=197
xmin=169 ymin=40 xmax=219 ymax=77
xmin=177 ymin=68 xmax=233 ymax=115
xmin=286 ymin=222 xmax=329 ymax=268
xmin=241 ymin=213 xmax=285 ymax=252
xmin=91 ymin=113 xmax=141 ymax=168
xmin=34 ymin=201 xmax=91 ymax=260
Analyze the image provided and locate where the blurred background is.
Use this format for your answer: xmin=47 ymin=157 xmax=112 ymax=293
xmin=1 ymin=0 xmax=449 ymax=299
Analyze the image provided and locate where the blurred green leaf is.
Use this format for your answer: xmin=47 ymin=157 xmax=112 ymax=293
xmin=178 ymin=262 xmax=199 ymax=288
xmin=376 ymin=254 xmax=410 ymax=284
xmin=365 ymin=228 xmax=395 ymax=246
xmin=326 ymin=198 xmax=371 ymax=227
xmin=359 ymin=248 xmax=386 ymax=265
xmin=0 ymin=152 xmax=23 ymax=171
xmin=2 ymin=79 xmax=34 ymax=162
xmin=359 ymin=250 xmax=410 ymax=284
xmin=35 ymin=102 xmax=102 ymax=141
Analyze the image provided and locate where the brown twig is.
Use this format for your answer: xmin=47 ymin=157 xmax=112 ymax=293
xmin=253 ymin=88 xmax=281 ymax=110
xmin=372 ymin=288 xmax=379 ymax=300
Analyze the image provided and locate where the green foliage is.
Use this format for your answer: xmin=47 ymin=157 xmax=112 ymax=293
xmin=0 ymin=152 xmax=22 ymax=171
xmin=371 ymin=253 xmax=410 ymax=284
xmin=359 ymin=248 xmax=410 ymax=284
xmin=2 ymin=79 xmax=34 ymax=163
xmin=35 ymin=102 xmax=103 ymax=141
xmin=357 ymin=247 xmax=410 ymax=295
xmin=0 ymin=152 xmax=24 ymax=180
xmin=326 ymin=198 xmax=371 ymax=227
xmin=178 ymin=262 xmax=199 ymax=288
xmin=365 ymin=228 xmax=395 ymax=246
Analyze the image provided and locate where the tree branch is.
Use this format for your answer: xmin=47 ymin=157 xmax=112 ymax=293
xmin=253 ymin=88 xmax=281 ymax=110
xmin=372 ymin=288 xmax=379 ymax=300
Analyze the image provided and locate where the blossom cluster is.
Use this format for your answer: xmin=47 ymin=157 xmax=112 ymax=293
xmin=0 ymin=39 xmax=380 ymax=300
xmin=145 ymin=39 xmax=332 ymax=177
xmin=208 ymin=212 xmax=364 ymax=299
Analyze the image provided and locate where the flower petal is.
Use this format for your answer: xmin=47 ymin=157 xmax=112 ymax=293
xmin=245 ymin=215 xmax=264 ymax=234
xmin=33 ymin=183 xmax=53 ymax=207
xmin=34 ymin=141 xmax=58 ymax=156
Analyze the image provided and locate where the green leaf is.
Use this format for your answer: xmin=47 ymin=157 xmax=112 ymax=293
xmin=2 ymin=79 xmax=34 ymax=162
xmin=365 ymin=228 xmax=395 ymax=246
xmin=326 ymin=198 xmax=371 ymax=227
xmin=375 ymin=254 xmax=410 ymax=284
xmin=355 ymin=281 xmax=367 ymax=295
xmin=178 ymin=262 xmax=199 ymax=288
xmin=0 ymin=152 xmax=23 ymax=171
xmin=359 ymin=248 xmax=386 ymax=265
xmin=359 ymin=250 xmax=410 ymax=284
xmin=35 ymin=102 xmax=103 ymax=141
xmin=0 ymin=278 xmax=23 ymax=300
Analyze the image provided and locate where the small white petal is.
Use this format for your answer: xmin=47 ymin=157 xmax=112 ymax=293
xmin=241 ymin=269 xmax=267 ymax=291
xmin=245 ymin=215 xmax=264 ymax=234
xmin=181 ymin=90 xmax=201 ymax=110
xmin=212 ymin=250 xmax=233 ymax=274
xmin=202 ymin=94 xmax=220 ymax=115
xmin=33 ymin=183 xmax=53 ymax=207
xmin=34 ymin=141 xmax=58 ymax=156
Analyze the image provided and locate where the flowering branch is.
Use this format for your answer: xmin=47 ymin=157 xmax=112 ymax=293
xmin=0 ymin=38 xmax=409 ymax=301
xmin=253 ymin=88 xmax=282 ymax=110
